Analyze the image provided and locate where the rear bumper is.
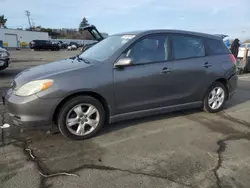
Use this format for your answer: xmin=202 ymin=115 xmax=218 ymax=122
xmin=227 ymin=73 xmax=238 ymax=99
xmin=3 ymin=89 xmax=63 ymax=129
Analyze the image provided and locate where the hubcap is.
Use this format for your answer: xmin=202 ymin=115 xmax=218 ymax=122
xmin=208 ymin=87 xmax=225 ymax=110
xmin=66 ymin=104 xmax=100 ymax=136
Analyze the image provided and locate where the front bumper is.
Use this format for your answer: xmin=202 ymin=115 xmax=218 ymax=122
xmin=3 ymin=89 xmax=62 ymax=128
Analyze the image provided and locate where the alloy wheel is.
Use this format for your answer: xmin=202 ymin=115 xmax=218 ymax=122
xmin=208 ymin=87 xmax=225 ymax=110
xmin=66 ymin=103 xmax=100 ymax=136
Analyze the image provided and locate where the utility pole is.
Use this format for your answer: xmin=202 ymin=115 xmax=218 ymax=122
xmin=31 ymin=20 xmax=35 ymax=28
xmin=25 ymin=10 xmax=32 ymax=30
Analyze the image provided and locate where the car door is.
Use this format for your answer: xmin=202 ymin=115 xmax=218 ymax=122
xmin=113 ymin=34 xmax=175 ymax=114
xmin=41 ymin=41 xmax=47 ymax=50
xmin=46 ymin=41 xmax=53 ymax=50
xmin=169 ymin=34 xmax=211 ymax=104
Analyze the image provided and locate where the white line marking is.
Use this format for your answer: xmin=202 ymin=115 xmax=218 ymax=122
xmin=239 ymin=79 xmax=250 ymax=81
xmin=238 ymin=75 xmax=250 ymax=79
xmin=238 ymin=75 xmax=250 ymax=81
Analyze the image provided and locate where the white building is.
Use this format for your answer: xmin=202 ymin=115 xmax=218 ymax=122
xmin=0 ymin=28 xmax=49 ymax=48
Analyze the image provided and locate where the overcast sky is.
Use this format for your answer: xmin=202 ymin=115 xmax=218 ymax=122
xmin=1 ymin=0 xmax=250 ymax=39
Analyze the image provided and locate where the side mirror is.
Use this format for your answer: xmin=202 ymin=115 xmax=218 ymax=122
xmin=114 ymin=58 xmax=133 ymax=68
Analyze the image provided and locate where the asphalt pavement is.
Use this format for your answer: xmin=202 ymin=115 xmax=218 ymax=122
xmin=0 ymin=50 xmax=250 ymax=188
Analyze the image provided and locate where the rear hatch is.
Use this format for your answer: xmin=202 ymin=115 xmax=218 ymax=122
xmin=30 ymin=40 xmax=46 ymax=48
xmin=79 ymin=25 xmax=104 ymax=42
xmin=30 ymin=40 xmax=36 ymax=47
xmin=214 ymin=34 xmax=228 ymax=39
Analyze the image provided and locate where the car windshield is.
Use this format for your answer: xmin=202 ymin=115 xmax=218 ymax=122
xmin=80 ymin=35 xmax=135 ymax=62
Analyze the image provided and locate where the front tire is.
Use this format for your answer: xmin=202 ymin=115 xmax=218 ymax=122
xmin=203 ymin=82 xmax=227 ymax=113
xmin=58 ymin=96 xmax=105 ymax=140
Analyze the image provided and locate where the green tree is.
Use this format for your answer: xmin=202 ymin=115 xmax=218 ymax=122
xmin=0 ymin=15 xmax=7 ymax=28
xmin=79 ymin=17 xmax=89 ymax=30
xmin=40 ymin=28 xmax=52 ymax=34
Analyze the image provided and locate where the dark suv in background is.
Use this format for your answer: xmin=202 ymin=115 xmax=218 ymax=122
xmin=29 ymin=40 xmax=60 ymax=51
xmin=5 ymin=29 xmax=237 ymax=140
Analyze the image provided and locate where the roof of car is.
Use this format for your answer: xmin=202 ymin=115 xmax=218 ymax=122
xmin=114 ymin=29 xmax=222 ymax=40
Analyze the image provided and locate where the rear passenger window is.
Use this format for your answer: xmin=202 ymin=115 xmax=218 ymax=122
xmin=205 ymin=39 xmax=230 ymax=55
xmin=172 ymin=35 xmax=205 ymax=60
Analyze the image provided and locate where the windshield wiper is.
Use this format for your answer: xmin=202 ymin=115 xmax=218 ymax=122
xmin=76 ymin=55 xmax=90 ymax=64
xmin=69 ymin=55 xmax=90 ymax=64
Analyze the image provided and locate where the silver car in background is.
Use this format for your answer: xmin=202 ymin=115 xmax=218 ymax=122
xmin=0 ymin=47 xmax=10 ymax=71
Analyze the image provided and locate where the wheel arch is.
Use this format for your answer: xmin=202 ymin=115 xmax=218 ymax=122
xmin=53 ymin=91 xmax=110 ymax=125
xmin=204 ymin=78 xmax=229 ymax=101
xmin=214 ymin=78 xmax=229 ymax=98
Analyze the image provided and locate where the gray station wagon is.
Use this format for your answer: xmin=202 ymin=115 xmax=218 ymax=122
xmin=4 ymin=29 xmax=238 ymax=140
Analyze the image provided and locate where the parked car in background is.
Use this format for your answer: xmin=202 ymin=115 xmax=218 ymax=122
xmin=5 ymin=29 xmax=238 ymax=140
xmin=59 ymin=41 xmax=67 ymax=49
xmin=67 ymin=42 xmax=79 ymax=51
xmin=0 ymin=47 xmax=10 ymax=71
xmin=30 ymin=40 xmax=60 ymax=51
xmin=67 ymin=44 xmax=78 ymax=51
xmin=81 ymin=41 xmax=98 ymax=52
xmin=237 ymin=44 xmax=250 ymax=73
xmin=69 ymin=42 xmax=79 ymax=48
xmin=51 ymin=41 xmax=61 ymax=48
xmin=238 ymin=44 xmax=250 ymax=58
xmin=50 ymin=40 xmax=67 ymax=49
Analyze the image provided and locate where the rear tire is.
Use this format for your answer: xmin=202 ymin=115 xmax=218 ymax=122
xmin=57 ymin=96 xmax=105 ymax=140
xmin=203 ymin=82 xmax=227 ymax=113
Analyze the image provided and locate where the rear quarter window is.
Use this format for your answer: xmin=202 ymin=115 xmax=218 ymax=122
xmin=171 ymin=35 xmax=205 ymax=60
xmin=205 ymin=38 xmax=230 ymax=56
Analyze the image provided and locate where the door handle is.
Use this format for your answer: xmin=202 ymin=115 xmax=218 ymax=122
xmin=161 ymin=67 xmax=171 ymax=74
xmin=203 ymin=62 xmax=212 ymax=68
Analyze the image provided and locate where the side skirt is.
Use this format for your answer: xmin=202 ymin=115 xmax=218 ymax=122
xmin=109 ymin=101 xmax=202 ymax=123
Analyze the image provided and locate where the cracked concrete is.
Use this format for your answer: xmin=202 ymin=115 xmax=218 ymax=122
xmin=3 ymin=110 xmax=250 ymax=188
xmin=1 ymin=125 xmax=196 ymax=188
xmin=214 ymin=133 xmax=250 ymax=188
xmin=1 ymin=50 xmax=250 ymax=188
xmin=212 ymin=110 xmax=250 ymax=188
xmin=0 ymin=144 xmax=41 ymax=188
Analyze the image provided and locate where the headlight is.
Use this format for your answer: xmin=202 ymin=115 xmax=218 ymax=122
xmin=0 ymin=51 xmax=8 ymax=58
xmin=15 ymin=79 xmax=54 ymax=97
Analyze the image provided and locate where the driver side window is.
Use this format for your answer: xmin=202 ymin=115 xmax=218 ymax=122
xmin=126 ymin=35 xmax=169 ymax=64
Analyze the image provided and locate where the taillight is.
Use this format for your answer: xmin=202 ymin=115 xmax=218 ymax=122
xmin=229 ymin=54 xmax=236 ymax=64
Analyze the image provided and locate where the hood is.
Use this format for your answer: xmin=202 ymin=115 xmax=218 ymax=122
xmin=13 ymin=58 xmax=91 ymax=89
xmin=0 ymin=47 xmax=7 ymax=52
